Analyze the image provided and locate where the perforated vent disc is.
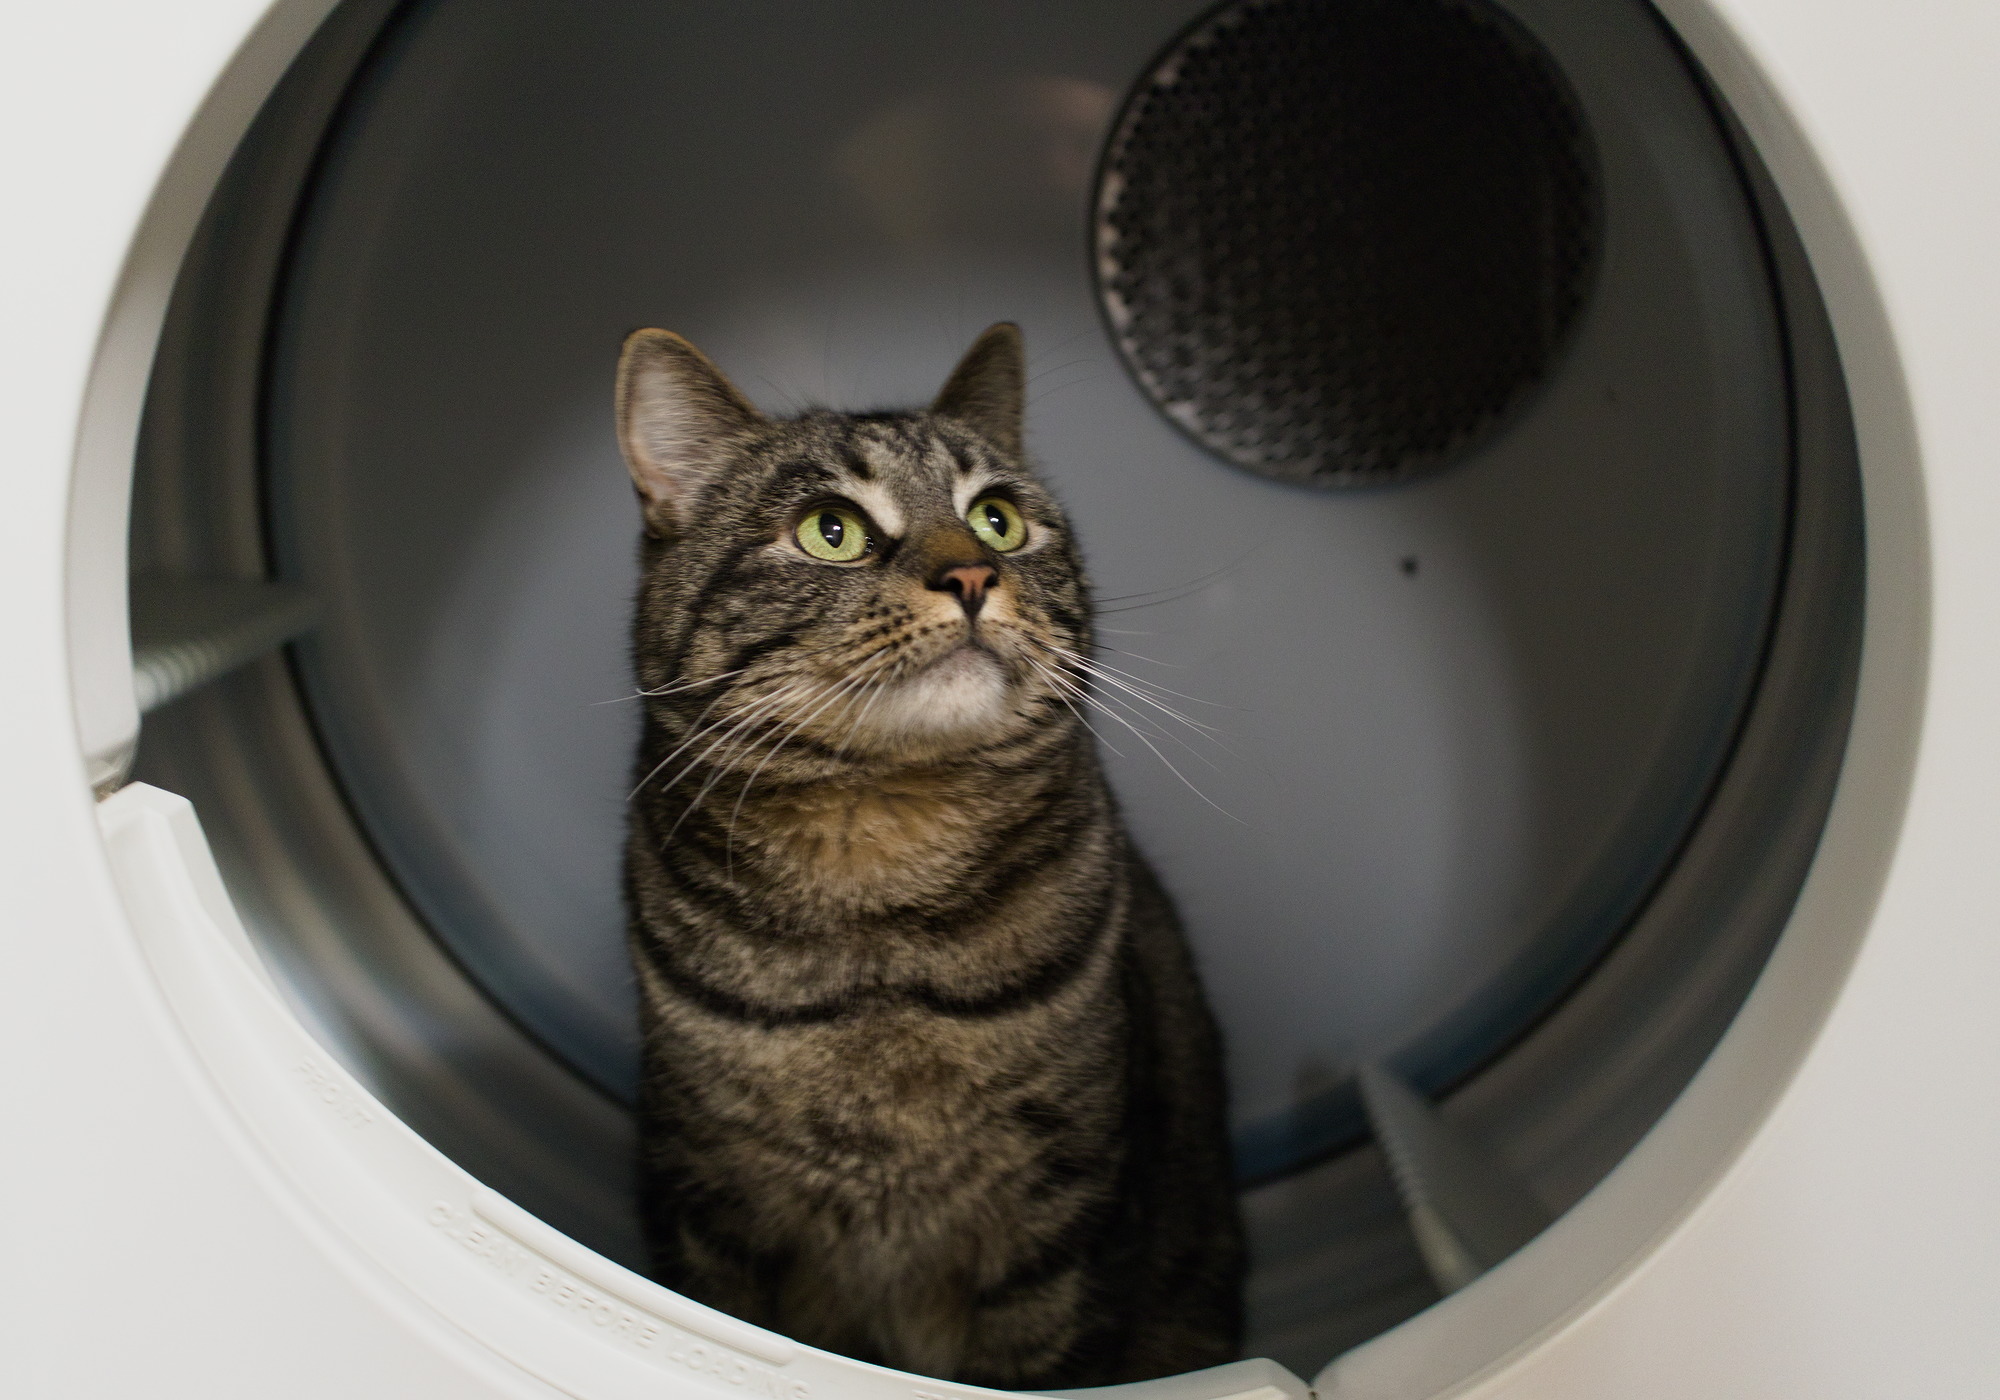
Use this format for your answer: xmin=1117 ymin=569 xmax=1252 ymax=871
xmin=1095 ymin=0 xmax=1602 ymax=486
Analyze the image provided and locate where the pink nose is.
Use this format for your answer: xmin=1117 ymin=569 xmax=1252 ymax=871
xmin=940 ymin=564 xmax=996 ymax=600
xmin=932 ymin=563 xmax=999 ymax=615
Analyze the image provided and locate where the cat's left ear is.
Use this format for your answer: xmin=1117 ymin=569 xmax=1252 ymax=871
xmin=932 ymin=322 xmax=1025 ymax=461
xmin=616 ymin=328 xmax=765 ymax=537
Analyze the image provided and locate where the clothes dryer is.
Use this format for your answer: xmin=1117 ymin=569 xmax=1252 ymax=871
xmin=4 ymin=2 xmax=1996 ymax=1397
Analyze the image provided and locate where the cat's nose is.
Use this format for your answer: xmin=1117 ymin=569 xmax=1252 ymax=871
xmin=929 ymin=562 xmax=999 ymax=617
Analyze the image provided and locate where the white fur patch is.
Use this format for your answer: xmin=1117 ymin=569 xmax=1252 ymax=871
xmin=853 ymin=648 xmax=1012 ymax=747
xmin=952 ymin=471 xmax=998 ymax=516
xmin=841 ymin=475 xmax=907 ymax=540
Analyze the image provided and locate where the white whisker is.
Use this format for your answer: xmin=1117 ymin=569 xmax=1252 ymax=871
xmin=631 ymin=675 xmax=818 ymax=803
xmin=1091 ymin=644 xmax=1184 ymax=670
xmin=833 ymin=674 xmax=893 ymax=757
xmin=1054 ymin=645 xmax=1235 ymax=712
xmin=659 ymin=677 xmax=846 ymax=846
xmin=1090 ymin=554 xmax=1253 ymax=613
xmin=1033 ymin=660 xmax=1240 ymax=822
xmin=601 ymin=666 xmax=751 ymax=706
xmin=723 ymin=670 xmax=878 ymax=868
xmin=1027 ymin=660 xmax=1126 ymax=758
xmin=1038 ymin=660 xmax=1223 ymax=774
xmin=626 ymin=685 xmax=750 ymax=799
xmin=1053 ymin=653 xmax=1233 ymax=744
xmin=1069 ymin=662 xmax=1227 ymax=736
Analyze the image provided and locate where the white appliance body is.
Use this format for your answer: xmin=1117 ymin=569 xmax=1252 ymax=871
xmin=3 ymin=2 xmax=1996 ymax=1397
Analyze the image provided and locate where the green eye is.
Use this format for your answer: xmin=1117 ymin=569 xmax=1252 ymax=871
xmin=966 ymin=496 xmax=1027 ymax=552
xmin=796 ymin=506 xmax=872 ymax=562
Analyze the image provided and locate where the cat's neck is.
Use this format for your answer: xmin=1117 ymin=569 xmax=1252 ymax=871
xmin=635 ymin=718 xmax=1080 ymax=914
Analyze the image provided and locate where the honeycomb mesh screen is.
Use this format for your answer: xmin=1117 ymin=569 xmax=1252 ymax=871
xmin=1095 ymin=0 xmax=1601 ymax=486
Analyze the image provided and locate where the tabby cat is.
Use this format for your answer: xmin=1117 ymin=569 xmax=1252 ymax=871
xmin=617 ymin=322 xmax=1244 ymax=1387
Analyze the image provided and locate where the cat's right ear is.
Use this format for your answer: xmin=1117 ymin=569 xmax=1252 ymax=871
xmin=616 ymin=329 xmax=764 ymax=537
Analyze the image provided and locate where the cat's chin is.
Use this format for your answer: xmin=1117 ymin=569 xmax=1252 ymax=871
xmin=849 ymin=646 xmax=1017 ymax=756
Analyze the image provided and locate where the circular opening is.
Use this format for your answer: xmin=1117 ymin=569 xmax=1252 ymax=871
xmin=128 ymin=0 xmax=1863 ymax=1381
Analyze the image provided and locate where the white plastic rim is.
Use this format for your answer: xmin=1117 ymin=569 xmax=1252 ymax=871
xmin=6 ymin=1 xmax=1996 ymax=1398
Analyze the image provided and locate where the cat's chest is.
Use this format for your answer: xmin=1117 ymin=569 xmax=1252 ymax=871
xmin=746 ymin=778 xmax=1001 ymax=904
xmin=709 ymin=1009 xmax=1126 ymax=1200
xmin=767 ymin=1015 xmax=1002 ymax=1103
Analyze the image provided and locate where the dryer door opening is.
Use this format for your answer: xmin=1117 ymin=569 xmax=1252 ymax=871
xmin=124 ymin=0 xmax=1863 ymax=1383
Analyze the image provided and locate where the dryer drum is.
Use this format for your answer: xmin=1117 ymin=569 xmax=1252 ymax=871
xmin=126 ymin=0 xmax=1863 ymax=1380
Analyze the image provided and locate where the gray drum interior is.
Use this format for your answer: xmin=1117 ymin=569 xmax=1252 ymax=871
xmin=275 ymin=0 xmax=1784 ymax=1164
xmin=127 ymin=0 xmax=1864 ymax=1378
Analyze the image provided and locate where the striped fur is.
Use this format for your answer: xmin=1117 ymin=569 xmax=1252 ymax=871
xmin=617 ymin=324 xmax=1245 ymax=1386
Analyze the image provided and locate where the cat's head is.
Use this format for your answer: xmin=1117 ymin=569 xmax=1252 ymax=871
xmin=616 ymin=323 xmax=1090 ymax=767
